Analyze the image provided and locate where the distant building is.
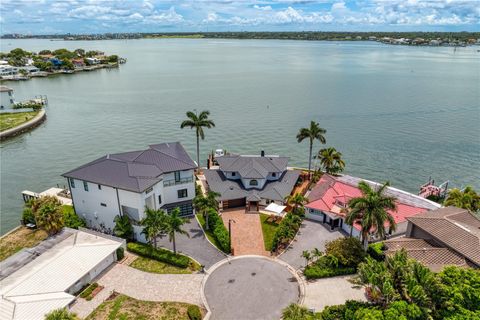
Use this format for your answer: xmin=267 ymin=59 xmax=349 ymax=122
xmin=0 ymin=86 xmax=15 ymax=110
xmin=385 ymin=207 xmax=480 ymax=271
xmin=62 ymin=142 xmax=197 ymax=241
xmin=72 ymin=58 xmax=85 ymax=68
xmin=18 ymin=65 xmax=39 ymax=74
xmin=85 ymin=57 xmax=100 ymax=65
xmin=0 ymin=65 xmax=17 ymax=76
xmin=49 ymin=58 xmax=63 ymax=67
xmin=204 ymin=152 xmax=300 ymax=211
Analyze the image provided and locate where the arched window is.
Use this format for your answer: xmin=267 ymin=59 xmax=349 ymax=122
xmin=250 ymin=179 xmax=258 ymax=186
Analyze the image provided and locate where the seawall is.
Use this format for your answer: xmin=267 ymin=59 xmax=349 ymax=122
xmin=0 ymin=109 xmax=46 ymax=140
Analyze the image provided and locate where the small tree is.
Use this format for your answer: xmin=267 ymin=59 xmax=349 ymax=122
xmin=44 ymin=308 xmax=78 ymax=320
xmin=141 ymin=207 xmax=166 ymax=247
xmin=302 ymin=250 xmax=312 ymax=267
xmin=325 ymin=237 xmax=366 ymax=267
xmin=296 ymin=121 xmax=327 ymax=177
xmin=311 ymin=247 xmax=323 ymax=262
xmin=163 ymin=208 xmax=189 ymax=254
xmin=282 ymin=303 xmax=311 ymax=320
xmin=444 ymin=186 xmax=480 ymax=213
xmin=113 ymin=215 xmax=134 ymax=241
xmin=31 ymin=196 xmax=64 ymax=236
xmin=316 ymin=147 xmax=346 ymax=175
xmin=285 ymin=193 xmax=308 ymax=212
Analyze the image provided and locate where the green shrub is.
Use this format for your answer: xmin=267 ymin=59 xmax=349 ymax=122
xmin=271 ymin=212 xmax=303 ymax=251
xmin=22 ymin=207 xmax=36 ymax=225
xmin=324 ymin=237 xmax=366 ymax=267
xmin=187 ymin=305 xmax=202 ymax=320
xmin=79 ymin=283 xmax=98 ymax=300
xmin=213 ymin=223 xmax=230 ymax=253
xmin=126 ymin=242 xmax=190 ymax=268
xmin=318 ymin=301 xmax=370 ymax=320
xmin=116 ymin=247 xmax=124 ymax=260
xmin=304 ymin=256 xmax=356 ymax=279
xmin=367 ymin=242 xmax=386 ymax=261
xmin=62 ymin=206 xmax=86 ymax=229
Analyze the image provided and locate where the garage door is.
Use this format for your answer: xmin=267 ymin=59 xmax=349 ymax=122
xmin=224 ymin=198 xmax=246 ymax=209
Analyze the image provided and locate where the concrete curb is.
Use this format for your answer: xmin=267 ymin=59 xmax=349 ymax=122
xmin=200 ymin=255 xmax=305 ymax=320
xmin=0 ymin=109 xmax=46 ymax=140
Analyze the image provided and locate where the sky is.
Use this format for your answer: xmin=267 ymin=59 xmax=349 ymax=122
xmin=0 ymin=0 xmax=479 ymax=35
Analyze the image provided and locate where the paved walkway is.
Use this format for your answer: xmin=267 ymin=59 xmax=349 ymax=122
xmin=303 ymin=275 xmax=367 ymax=312
xmin=221 ymin=209 xmax=269 ymax=256
xmin=279 ymin=219 xmax=344 ymax=270
xmin=71 ymin=263 xmax=204 ymax=318
xmin=155 ymin=217 xmax=225 ymax=268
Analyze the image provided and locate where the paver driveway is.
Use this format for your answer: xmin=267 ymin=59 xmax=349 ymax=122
xmin=304 ymin=275 xmax=367 ymax=312
xmin=155 ymin=217 xmax=225 ymax=268
xmin=279 ymin=219 xmax=344 ymax=269
xmin=204 ymin=257 xmax=300 ymax=320
xmin=221 ymin=209 xmax=269 ymax=256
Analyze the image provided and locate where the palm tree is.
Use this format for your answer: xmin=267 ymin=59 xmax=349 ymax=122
xmin=44 ymin=308 xmax=78 ymax=320
xmin=31 ymin=196 xmax=64 ymax=236
xmin=301 ymin=250 xmax=312 ymax=267
xmin=193 ymin=191 xmax=219 ymax=231
xmin=281 ymin=303 xmax=311 ymax=320
xmin=444 ymin=186 xmax=480 ymax=213
xmin=316 ymin=147 xmax=345 ymax=175
xmin=311 ymin=248 xmax=323 ymax=262
xmin=296 ymin=121 xmax=327 ymax=177
xmin=346 ymin=181 xmax=397 ymax=250
xmin=285 ymin=193 xmax=307 ymax=213
xmin=141 ymin=207 xmax=166 ymax=247
xmin=113 ymin=215 xmax=134 ymax=241
xmin=180 ymin=110 xmax=215 ymax=170
xmin=164 ymin=208 xmax=190 ymax=254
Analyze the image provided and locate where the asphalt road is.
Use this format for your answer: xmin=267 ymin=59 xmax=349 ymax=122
xmin=204 ymin=257 xmax=300 ymax=320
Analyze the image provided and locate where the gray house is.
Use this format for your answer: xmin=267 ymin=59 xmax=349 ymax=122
xmin=204 ymin=152 xmax=300 ymax=211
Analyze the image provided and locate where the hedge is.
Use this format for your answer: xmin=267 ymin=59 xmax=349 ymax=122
xmin=126 ymin=242 xmax=190 ymax=268
xmin=304 ymin=256 xmax=356 ymax=280
xmin=116 ymin=247 xmax=124 ymax=260
xmin=367 ymin=242 xmax=386 ymax=261
xmin=206 ymin=210 xmax=230 ymax=254
xmin=187 ymin=305 xmax=202 ymax=320
xmin=79 ymin=283 xmax=98 ymax=301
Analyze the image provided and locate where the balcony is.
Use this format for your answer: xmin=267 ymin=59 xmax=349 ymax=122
xmin=163 ymin=176 xmax=194 ymax=187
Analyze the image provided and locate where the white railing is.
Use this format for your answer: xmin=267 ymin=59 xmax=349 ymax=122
xmin=163 ymin=176 xmax=194 ymax=187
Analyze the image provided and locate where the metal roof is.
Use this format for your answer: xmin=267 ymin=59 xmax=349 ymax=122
xmin=0 ymin=229 xmax=122 ymax=320
xmin=216 ymin=155 xmax=289 ymax=179
xmin=62 ymin=142 xmax=196 ymax=193
xmin=204 ymin=169 xmax=300 ymax=202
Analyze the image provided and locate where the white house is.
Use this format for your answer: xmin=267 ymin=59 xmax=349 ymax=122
xmin=85 ymin=57 xmax=100 ymax=65
xmin=0 ymin=65 xmax=18 ymax=76
xmin=0 ymin=86 xmax=15 ymax=110
xmin=204 ymin=151 xmax=300 ymax=211
xmin=62 ymin=142 xmax=197 ymax=241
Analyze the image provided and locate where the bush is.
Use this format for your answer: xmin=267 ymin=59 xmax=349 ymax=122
xmin=22 ymin=207 xmax=36 ymax=225
xmin=271 ymin=212 xmax=303 ymax=252
xmin=187 ymin=305 xmax=202 ymax=320
xmin=318 ymin=301 xmax=370 ymax=320
xmin=324 ymin=237 xmax=366 ymax=267
xmin=62 ymin=206 xmax=86 ymax=229
xmin=116 ymin=247 xmax=124 ymax=261
xmin=204 ymin=210 xmax=230 ymax=254
xmin=304 ymin=256 xmax=356 ymax=279
xmin=367 ymin=242 xmax=386 ymax=261
xmin=127 ymin=242 xmax=190 ymax=268
xmin=79 ymin=283 xmax=98 ymax=300
xmin=44 ymin=308 xmax=78 ymax=320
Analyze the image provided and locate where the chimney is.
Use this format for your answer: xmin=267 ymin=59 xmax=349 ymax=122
xmin=260 ymin=150 xmax=265 ymax=157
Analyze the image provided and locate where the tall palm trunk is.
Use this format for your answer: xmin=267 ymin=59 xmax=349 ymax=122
xmin=308 ymin=139 xmax=313 ymax=177
xmin=349 ymin=225 xmax=353 ymax=237
xmin=172 ymin=232 xmax=176 ymax=254
xmin=196 ymin=130 xmax=200 ymax=170
xmin=205 ymin=210 xmax=209 ymax=231
xmin=362 ymin=231 xmax=369 ymax=251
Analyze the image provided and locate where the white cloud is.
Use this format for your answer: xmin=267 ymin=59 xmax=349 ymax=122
xmin=253 ymin=5 xmax=272 ymax=11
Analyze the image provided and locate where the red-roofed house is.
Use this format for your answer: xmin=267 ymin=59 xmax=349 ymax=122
xmin=305 ymin=174 xmax=441 ymax=239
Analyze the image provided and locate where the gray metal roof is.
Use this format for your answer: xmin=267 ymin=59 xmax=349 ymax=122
xmin=216 ymin=155 xmax=289 ymax=179
xmin=62 ymin=142 xmax=196 ymax=193
xmin=204 ymin=169 xmax=300 ymax=202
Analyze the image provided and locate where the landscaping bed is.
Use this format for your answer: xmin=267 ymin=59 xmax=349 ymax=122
xmin=304 ymin=256 xmax=356 ymax=279
xmin=79 ymin=282 xmax=104 ymax=301
xmin=127 ymin=242 xmax=194 ymax=269
xmin=130 ymin=256 xmax=200 ymax=274
xmin=85 ymin=293 xmax=203 ymax=320
xmin=259 ymin=214 xmax=280 ymax=251
xmin=0 ymin=226 xmax=48 ymax=261
xmin=196 ymin=212 xmax=230 ymax=254
xmin=0 ymin=111 xmax=39 ymax=132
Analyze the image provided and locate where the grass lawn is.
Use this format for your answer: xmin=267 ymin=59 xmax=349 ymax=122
xmin=0 ymin=226 xmax=48 ymax=261
xmin=196 ymin=213 xmax=224 ymax=252
xmin=260 ymin=214 xmax=280 ymax=252
xmin=0 ymin=111 xmax=39 ymax=132
xmin=130 ymin=256 xmax=201 ymax=274
xmin=85 ymin=293 xmax=203 ymax=320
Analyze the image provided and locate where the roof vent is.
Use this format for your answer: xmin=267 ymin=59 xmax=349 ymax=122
xmin=229 ymin=186 xmax=234 ymax=190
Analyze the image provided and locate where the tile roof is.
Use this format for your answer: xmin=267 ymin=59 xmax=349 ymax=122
xmin=385 ymin=237 xmax=468 ymax=272
xmin=305 ymin=174 xmax=438 ymax=231
xmin=407 ymin=207 xmax=480 ymax=266
xmin=216 ymin=155 xmax=289 ymax=179
xmin=62 ymin=142 xmax=196 ymax=193
xmin=204 ymin=169 xmax=300 ymax=202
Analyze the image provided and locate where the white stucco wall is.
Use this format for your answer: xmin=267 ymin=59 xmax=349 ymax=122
xmin=0 ymin=90 xmax=15 ymax=109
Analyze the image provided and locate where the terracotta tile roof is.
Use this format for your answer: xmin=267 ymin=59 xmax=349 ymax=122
xmin=407 ymin=207 xmax=480 ymax=266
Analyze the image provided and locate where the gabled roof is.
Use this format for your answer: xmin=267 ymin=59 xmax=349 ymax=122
xmin=407 ymin=207 xmax=480 ymax=266
xmin=216 ymin=155 xmax=289 ymax=179
xmin=62 ymin=142 xmax=196 ymax=193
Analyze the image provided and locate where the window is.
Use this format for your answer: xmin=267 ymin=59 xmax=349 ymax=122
xmin=250 ymin=179 xmax=258 ymax=186
xmin=231 ymin=172 xmax=236 ymax=176
xmin=83 ymin=181 xmax=89 ymax=191
xmin=98 ymin=184 xmax=102 ymax=190
xmin=158 ymin=195 xmax=162 ymax=204
xmin=174 ymin=171 xmax=181 ymax=182
xmin=69 ymin=178 xmax=75 ymax=188
xmin=272 ymin=172 xmax=276 ymax=177
xmin=100 ymin=203 xmax=107 ymax=207
xmin=177 ymin=189 xmax=188 ymax=198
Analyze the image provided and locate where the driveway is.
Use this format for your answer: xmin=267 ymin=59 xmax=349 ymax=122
xmin=279 ymin=219 xmax=344 ymax=270
xmin=71 ymin=263 xmax=204 ymax=318
xmin=304 ymin=275 xmax=367 ymax=312
xmin=221 ymin=209 xmax=269 ymax=256
xmin=204 ymin=257 xmax=300 ymax=320
xmin=155 ymin=217 xmax=225 ymax=268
